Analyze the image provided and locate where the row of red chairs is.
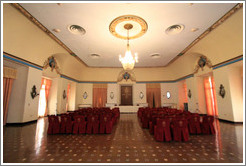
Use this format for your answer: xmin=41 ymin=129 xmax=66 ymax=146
xmin=47 ymin=107 xmax=120 ymax=135
xmin=138 ymin=107 xmax=216 ymax=142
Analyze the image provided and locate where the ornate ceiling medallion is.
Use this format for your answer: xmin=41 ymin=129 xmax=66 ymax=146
xmin=109 ymin=15 xmax=148 ymax=40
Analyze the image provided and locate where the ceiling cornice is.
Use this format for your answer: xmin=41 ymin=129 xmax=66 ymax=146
xmin=10 ymin=3 xmax=243 ymax=68
xmin=166 ymin=3 xmax=243 ymax=66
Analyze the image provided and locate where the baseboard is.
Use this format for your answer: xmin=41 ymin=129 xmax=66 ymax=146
xmin=218 ymin=118 xmax=243 ymax=124
xmin=5 ymin=119 xmax=37 ymax=126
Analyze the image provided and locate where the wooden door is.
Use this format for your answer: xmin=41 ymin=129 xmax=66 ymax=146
xmin=121 ymin=86 xmax=133 ymax=105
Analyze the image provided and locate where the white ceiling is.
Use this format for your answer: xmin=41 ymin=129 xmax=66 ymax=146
xmin=19 ymin=2 xmax=236 ymax=68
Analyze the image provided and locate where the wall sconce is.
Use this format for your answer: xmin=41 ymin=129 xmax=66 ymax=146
xmin=63 ymin=90 xmax=66 ymax=99
xmin=110 ymin=92 xmax=114 ymax=99
xmin=219 ymin=84 xmax=226 ymax=98
xmin=83 ymin=92 xmax=88 ymax=99
xmin=30 ymin=85 xmax=39 ymax=99
xmin=139 ymin=92 xmax=144 ymax=99
xmin=188 ymin=89 xmax=192 ymax=98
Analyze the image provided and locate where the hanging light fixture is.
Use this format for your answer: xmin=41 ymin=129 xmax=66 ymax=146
xmin=119 ymin=23 xmax=138 ymax=71
xmin=109 ymin=15 xmax=148 ymax=71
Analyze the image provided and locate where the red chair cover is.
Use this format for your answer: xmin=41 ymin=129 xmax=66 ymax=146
xmin=154 ymin=118 xmax=172 ymax=142
xmin=172 ymin=119 xmax=189 ymax=142
xmin=188 ymin=115 xmax=201 ymax=134
xmin=201 ymin=116 xmax=216 ymax=134
xmin=73 ymin=116 xmax=87 ymax=134
xmin=47 ymin=115 xmax=60 ymax=134
xmin=99 ymin=115 xmax=113 ymax=134
xmin=86 ymin=115 xmax=99 ymax=134
xmin=60 ymin=115 xmax=73 ymax=134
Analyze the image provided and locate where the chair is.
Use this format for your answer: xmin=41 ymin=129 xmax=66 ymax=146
xmin=172 ymin=119 xmax=189 ymax=142
xmin=149 ymin=115 xmax=158 ymax=134
xmin=86 ymin=115 xmax=99 ymax=134
xmin=47 ymin=115 xmax=60 ymax=134
xmin=188 ymin=115 xmax=201 ymax=134
xmin=141 ymin=112 xmax=151 ymax=128
xmin=154 ymin=118 xmax=172 ymax=142
xmin=201 ymin=116 xmax=216 ymax=134
xmin=60 ymin=115 xmax=73 ymax=134
xmin=72 ymin=116 xmax=87 ymax=134
xmin=99 ymin=115 xmax=113 ymax=134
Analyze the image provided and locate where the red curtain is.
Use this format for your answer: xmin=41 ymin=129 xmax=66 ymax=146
xmin=40 ymin=78 xmax=52 ymax=116
xmin=3 ymin=78 xmax=14 ymax=125
xmin=146 ymin=83 xmax=161 ymax=108
xmin=93 ymin=84 xmax=107 ymax=108
xmin=204 ymin=77 xmax=218 ymax=116
xmin=178 ymin=81 xmax=188 ymax=109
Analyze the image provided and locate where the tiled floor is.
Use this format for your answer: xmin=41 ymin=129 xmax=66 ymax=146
xmin=3 ymin=113 xmax=243 ymax=163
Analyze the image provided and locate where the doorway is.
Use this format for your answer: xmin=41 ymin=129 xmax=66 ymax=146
xmin=120 ymin=86 xmax=133 ymax=105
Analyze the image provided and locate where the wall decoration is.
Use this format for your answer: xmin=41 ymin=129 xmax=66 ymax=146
xmin=194 ymin=55 xmax=212 ymax=73
xmin=188 ymin=89 xmax=192 ymax=98
xmin=123 ymin=72 xmax=130 ymax=81
xmin=139 ymin=92 xmax=144 ymax=99
xmin=30 ymin=85 xmax=39 ymax=99
xmin=166 ymin=91 xmax=171 ymax=99
xmin=219 ymin=84 xmax=226 ymax=98
xmin=43 ymin=56 xmax=61 ymax=74
xmin=117 ymin=70 xmax=136 ymax=82
xmin=63 ymin=90 xmax=66 ymax=99
xmin=83 ymin=92 xmax=88 ymax=99
xmin=110 ymin=92 xmax=114 ymax=99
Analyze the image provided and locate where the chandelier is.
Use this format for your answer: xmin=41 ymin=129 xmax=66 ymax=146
xmin=119 ymin=24 xmax=138 ymax=71
xmin=109 ymin=15 xmax=148 ymax=71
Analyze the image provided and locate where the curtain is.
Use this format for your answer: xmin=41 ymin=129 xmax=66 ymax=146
xmin=3 ymin=78 xmax=14 ymax=125
xmin=178 ymin=81 xmax=188 ymax=110
xmin=40 ymin=78 xmax=52 ymax=116
xmin=93 ymin=84 xmax=107 ymax=108
xmin=146 ymin=83 xmax=161 ymax=108
xmin=3 ymin=67 xmax=17 ymax=125
xmin=204 ymin=77 xmax=218 ymax=116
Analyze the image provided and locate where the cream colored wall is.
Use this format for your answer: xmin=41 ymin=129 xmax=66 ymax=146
xmin=186 ymin=77 xmax=199 ymax=113
xmin=4 ymin=60 xmax=28 ymax=123
xmin=161 ymin=83 xmax=179 ymax=108
xmin=196 ymin=76 xmax=207 ymax=114
xmin=68 ymin=82 xmax=76 ymax=111
xmin=107 ymin=84 xmax=118 ymax=104
xmin=76 ymin=83 xmax=93 ymax=109
xmin=133 ymin=83 xmax=147 ymax=105
xmin=22 ymin=67 xmax=42 ymax=122
xmin=213 ymin=67 xmax=234 ymax=121
xmin=48 ymin=77 xmax=58 ymax=115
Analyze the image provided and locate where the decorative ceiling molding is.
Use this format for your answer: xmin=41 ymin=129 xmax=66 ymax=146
xmin=11 ymin=3 xmax=88 ymax=67
xmin=11 ymin=3 xmax=242 ymax=68
xmin=109 ymin=15 xmax=148 ymax=40
xmin=166 ymin=3 xmax=243 ymax=66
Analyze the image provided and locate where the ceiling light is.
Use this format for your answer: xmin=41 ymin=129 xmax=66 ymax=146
xmin=165 ymin=24 xmax=185 ymax=35
xmin=110 ymin=15 xmax=147 ymax=70
xmin=68 ymin=25 xmax=86 ymax=35
xmin=150 ymin=54 xmax=160 ymax=59
xmin=90 ymin=54 xmax=100 ymax=59
xmin=118 ymin=23 xmax=138 ymax=71
xmin=191 ymin=28 xmax=199 ymax=32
